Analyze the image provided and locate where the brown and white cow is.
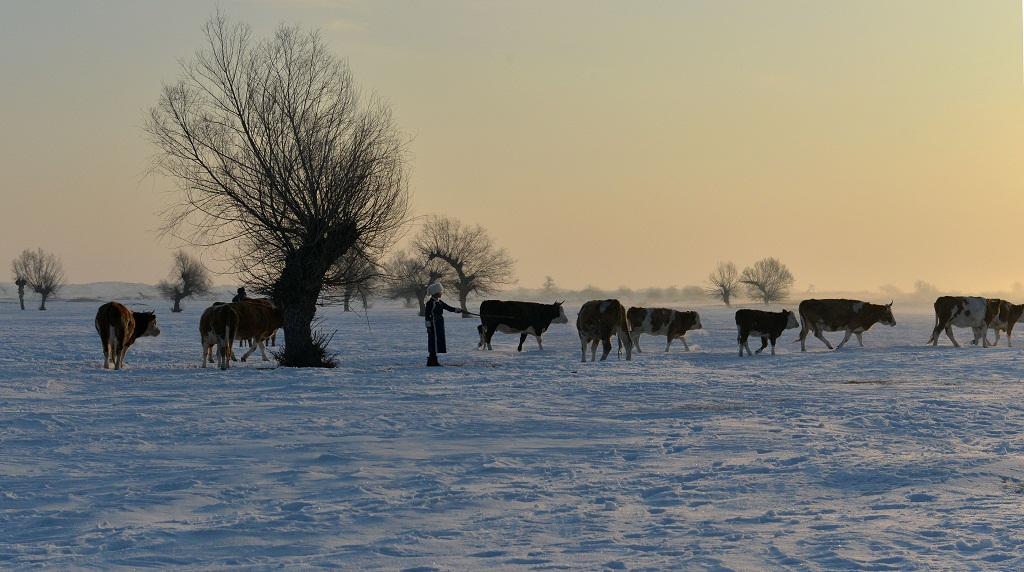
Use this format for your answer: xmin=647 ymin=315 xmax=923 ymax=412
xmin=576 ymin=299 xmax=633 ymax=362
xmin=983 ymin=299 xmax=1024 ymax=347
xmin=796 ymin=299 xmax=895 ymax=351
xmin=626 ymin=307 xmax=702 ymax=352
xmin=201 ymin=299 xmax=283 ymax=368
xmin=926 ymin=296 xmax=1001 ymax=347
xmin=207 ymin=303 xmax=240 ymax=370
xmin=94 ymin=301 xmax=161 ymax=370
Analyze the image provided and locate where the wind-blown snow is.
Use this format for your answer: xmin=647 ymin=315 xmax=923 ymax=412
xmin=2 ymin=299 xmax=1023 ymax=570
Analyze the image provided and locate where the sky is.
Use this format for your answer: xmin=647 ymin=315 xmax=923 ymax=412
xmin=2 ymin=0 xmax=1023 ymax=295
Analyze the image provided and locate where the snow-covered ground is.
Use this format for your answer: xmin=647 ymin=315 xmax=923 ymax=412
xmin=2 ymin=297 xmax=1024 ymax=570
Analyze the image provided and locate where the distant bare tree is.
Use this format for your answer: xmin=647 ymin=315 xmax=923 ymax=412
xmin=332 ymin=249 xmax=381 ymax=312
xmin=145 ymin=13 xmax=410 ymax=366
xmin=413 ymin=215 xmax=517 ymax=314
xmin=157 ymin=250 xmax=213 ymax=312
xmin=11 ymin=248 xmax=66 ymax=310
xmin=382 ymin=249 xmax=449 ymax=316
xmin=740 ymin=257 xmax=794 ymax=305
xmin=14 ymin=277 xmax=28 ymax=310
xmin=704 ymin=261 xmax=741 ymax=307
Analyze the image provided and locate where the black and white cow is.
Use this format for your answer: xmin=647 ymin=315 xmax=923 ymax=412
xmin=626 ymin=307 xmax=702 ymax=352
xmin=796 ymin=299 xmax=896 ymax=351
xmin=477 ymin=300 xmax=568 ymax=351
xmin=983 ymin=299 xmax=1024 ymax=347
xmin=735 ymin=308 xmax=799 ymax=357
xmin=926 ymin=296 xmax=1001 ymax=347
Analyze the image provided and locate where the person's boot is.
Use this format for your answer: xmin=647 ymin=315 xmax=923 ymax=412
xmin=427 ymin=355 xmax=441 ymax=367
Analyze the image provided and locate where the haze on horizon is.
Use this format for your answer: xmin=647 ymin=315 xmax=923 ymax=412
xmin=3 ymin=1 xmax=1023 ymax=297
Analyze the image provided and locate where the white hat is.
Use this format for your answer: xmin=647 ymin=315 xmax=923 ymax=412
xmin=426 ymin=283 xmax=443 ymax=296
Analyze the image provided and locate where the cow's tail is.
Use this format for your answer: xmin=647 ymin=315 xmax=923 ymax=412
xmin=925 ymin=312 xmax=941 ymax=344
xmin=617 ymin=310 xmax=633 ymax=360
xmin=793 ymin=310 xmax=808 ymax=343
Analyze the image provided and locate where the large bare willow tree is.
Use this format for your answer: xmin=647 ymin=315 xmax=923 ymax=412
xmin=146 ymin=13 xmax=409 ymax=366
xmin=413 ymin=215 xmax=516 ymax=313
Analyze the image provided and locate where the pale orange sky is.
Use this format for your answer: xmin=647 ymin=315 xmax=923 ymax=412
xmin=2 ymin=1 xmax=1023 ymax=294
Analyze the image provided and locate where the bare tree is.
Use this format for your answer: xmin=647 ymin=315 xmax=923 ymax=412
xmin=412 ymin=215 xmax=517 ymax=314
xmin=10 ymin=248 xmax=66 ymax=310
xmin=382 ymin=249 xmax=449 ymax=316
xmin=14 ymin=277 xmax=28 ymax=310
xmin=156 ymin=250 xmax=213 ymax=312
xmin=703 ymin=261 xmax=741 ymax=307
xmin=145 ymin=13 xmax=410 ymax=366
xmin=333 ymin=248 xmax=381 ymax=312
xmin=740 ymin=257 xmax=795 ymax=305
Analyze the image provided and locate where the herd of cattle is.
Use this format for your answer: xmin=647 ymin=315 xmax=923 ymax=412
xmin=95 ymin=298 xmax=282 ymax=370
xmin=92 ymin=295 xmax=1024 ymax=369
xmin=479 ymin=296 xmax=1024 ymax=362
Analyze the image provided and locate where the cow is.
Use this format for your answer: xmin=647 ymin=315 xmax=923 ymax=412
xmin=207 ymin=303 xmax=240 ymax=370
xmin=926 ymin=296 xmax=1001 ymax=347
xmin=796 ymin=299 xmax=895 ymax=351
xmin=477 ymin=300 xmax=568 ymax=351
xmin=626 ymin=307 xmax=702 ymax=352
xmin=982 ymin=299 xmax=1024 ymax=347
xmin=201 ymin=299 xmax=283 ymax=368
xmin=735 ymin=308 xmax=799 ymax=357
xmin=576 ymin=299 xmax=633 ymax=362
xmin=237 ymin=297 xmax=279 ymax=348
xmin=94 ymin=301 xmax=161 ymax=370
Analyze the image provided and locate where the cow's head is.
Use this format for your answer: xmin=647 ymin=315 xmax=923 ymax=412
xmin=879 ymin=301 xmax=896 ymax=326
xmin=552 ymin=301 xmax=569 ymax=324
xmin=691 ymin=311 xmax=703 ymax=330
xmin=784 ymin=310 xmax=799 ymax=330
xmin=138 ymin=312 xmax=161 ymax=337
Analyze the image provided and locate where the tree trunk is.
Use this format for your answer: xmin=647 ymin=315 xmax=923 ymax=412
xmin=18 ymin=289 xmax=25 ymax=311
xmin=273 ymin=261 xmax=327 ymax=367
xmin=172 ymin=296 xmax=183 ymax=312
xmin=417 ymin=296 xmax=426 ymax=317
xmin=39 ymin=294 xmax=48 ymax=311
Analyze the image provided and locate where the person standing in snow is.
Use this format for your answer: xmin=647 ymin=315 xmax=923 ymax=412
xmin=424 ymin=283 xmax=462 ymax=367
xmin=232 ymin=287 xmax=246 ymax=302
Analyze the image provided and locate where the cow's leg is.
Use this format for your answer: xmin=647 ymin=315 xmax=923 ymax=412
xmin=855 ymin=332 xmax=864 ymax=347
xmin=680 ymin=336 xmax=690 ymax=351
xmin=813 ymin=328 xmax=834 ymax=350
xmin=665 ymin=337 xmax=673 ymax=352
xmin=799 ymin=327 xmax=809 ymax=352
xmin=754 ymin=336 xmax=769 ymax=355
xmin=536 ymin=335 xmax=544 ymax=350
xmin=517 ymin=333 xmax=528 ymax=352
xmin=834 ymin=330 xmax=855 ymax=350
xmin=975 ymin=326 xmax=990 ymax=348
xmin=631 ymin=332 xmax=643 ymax=353
xmin=590 ymin=340 xmax=599 ymax=362
xmin=600 ymin=337 xmax=612 ymax=361
xmin=944 ymin=325 xmax=960 ymax=347
xmin=485 ymin=325 xmax=497 ymax=350
xmin=1006 ymin=325 xmax=1014 ymax=347
xmin=580 ymin=338 xmax=589 ymax=362
xmin=241 ymin=338 xmax=270 ymax=362
xmin=769 ymin=336 xmax=778 ymax=355
xmin=738 ymin=332 xmax=750 ymax=357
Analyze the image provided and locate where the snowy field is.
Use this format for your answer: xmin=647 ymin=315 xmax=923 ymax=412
xmin=2 ymin=297 xmax=1024 ymax=570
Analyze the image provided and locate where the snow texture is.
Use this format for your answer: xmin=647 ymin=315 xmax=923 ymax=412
xmin=2 ymin=298 xmax=1024 ymax=570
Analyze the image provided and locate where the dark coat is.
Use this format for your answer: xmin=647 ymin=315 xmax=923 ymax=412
xmin=426 ymin=297 xmax=461 ymax=354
